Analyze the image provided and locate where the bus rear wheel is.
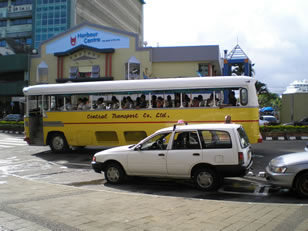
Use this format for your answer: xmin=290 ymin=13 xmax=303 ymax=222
xmin=49 ymin=133 xmax=69 ymax=153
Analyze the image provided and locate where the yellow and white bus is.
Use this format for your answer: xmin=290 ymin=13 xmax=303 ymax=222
xmin=23 ymin=76 xmax=261 ymax=153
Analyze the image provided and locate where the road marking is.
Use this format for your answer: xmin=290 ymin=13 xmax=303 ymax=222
xmin=0 ymin=138 xmax=28 ymax=150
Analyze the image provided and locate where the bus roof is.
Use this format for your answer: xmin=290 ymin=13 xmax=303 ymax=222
xmin=23 ymin=76 xmax=256 ymax=96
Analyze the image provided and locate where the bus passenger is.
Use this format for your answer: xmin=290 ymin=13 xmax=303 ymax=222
xmin=191 ymin=97 xmax=199 ymax=107
xmin=183 ymin=94 xmax=190 ymax=107
xmin=140 ymin=94 xmax=147 ymax=108
xmin=198 ymin=95 xmax=205 ymax=107
xmin=157 ymin=96 xmax=164 ymax=108
xmin=228 ymin=91 xmax=237 ymax=106
xmin=83 ymin=98 xmax=91 ymax=110
xmin=165 ymin=95 xmax=173 ymax=108
xmin=97 ymin=98 xmax=106 ymax=110
xmin=174 ymin=93 xmax=181 ymax=107
xmin=111 ymin=96 xmax=119 ymax=109
xmin=135 ymin=97 xmax=141 ymax=109
xmin=77 ymin=98 xmax=84 ymax=110
xmin=152 ymin=95 xmax=157 ymax=108
xmin=206 ymin=93 xmax=220 ymax=107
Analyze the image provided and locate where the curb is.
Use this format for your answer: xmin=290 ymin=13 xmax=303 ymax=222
xmin=0 ymin=130 xmax=24 ymax=135
xmin=263 ymin=136 xmax=308 ymax=141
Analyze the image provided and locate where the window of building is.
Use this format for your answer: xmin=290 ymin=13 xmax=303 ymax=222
xmin=91 ymin=65 xmax=100 ymax=78
xmin=10 ymin=18 xmax=32 ymax=26
xmin=69 ymin=66 xmax=78 ymax=79
xmin=0 ymin=1 xmax=8 ymax=8
xmin=0 ymin=20 xmax=7 ymax=27
xmin=11 ymin=0 xmax=32 ymax=6
xmin=0 ymin=40 xmax=6 ymax=47
xmin=37 ymin=61 xmax=48 ymax=83
xmin=198 ymin=63 xmax=209 ymax=77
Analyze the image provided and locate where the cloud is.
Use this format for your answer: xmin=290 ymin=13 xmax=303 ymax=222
xmin=144 ymin=0 xmax=308 ymax=94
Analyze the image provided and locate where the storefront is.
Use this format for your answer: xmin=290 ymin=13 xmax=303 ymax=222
xmin=29 ymin=22 xmax=222 ymax=86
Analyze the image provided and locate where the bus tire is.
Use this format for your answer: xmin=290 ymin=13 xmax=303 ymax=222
xmin=104 ymin=162 xmax=125 ymax=184
xmin=193 ymin=167 xmax=219 ymax=191
xmin=49 ymin=132 xmax=69 ymax=153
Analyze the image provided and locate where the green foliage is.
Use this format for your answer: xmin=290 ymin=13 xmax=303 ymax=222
xmin=258 ymin=93 xmax=282 ymax=110
xmin=260 ymin=125 xmax=308 ymax=133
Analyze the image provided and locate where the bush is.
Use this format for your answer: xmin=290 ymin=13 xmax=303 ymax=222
xmin=260 ymin=125 xmax=308 ymax=133
xmin=0 ymin=121 xmax=24 ymax=132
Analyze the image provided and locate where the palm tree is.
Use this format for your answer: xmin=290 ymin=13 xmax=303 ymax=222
xmin=255 ymin=81 xmax=269 ymax=94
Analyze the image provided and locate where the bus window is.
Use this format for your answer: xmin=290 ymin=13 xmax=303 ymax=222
xmin=240 ymin=88 xmax=248 ymax=106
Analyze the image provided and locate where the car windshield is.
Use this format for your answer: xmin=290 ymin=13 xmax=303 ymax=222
xmin=237 ymin=127 xmax=250 ymax=148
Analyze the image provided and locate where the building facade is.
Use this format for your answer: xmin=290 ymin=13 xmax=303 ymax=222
xmin=29 ymin=23 xmax=222 ymax=87
xmin=0 ymin=0 xmax=145 ymax=116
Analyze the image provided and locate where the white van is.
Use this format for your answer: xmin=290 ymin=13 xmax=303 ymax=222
xmin=92 ymin=123 xmax=253 ymax=191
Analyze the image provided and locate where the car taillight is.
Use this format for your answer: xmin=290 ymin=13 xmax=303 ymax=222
xmin=238 ymin=152 xmax=244 ymax=164
xmin=258 ymin=133 xmax=263 ymax=143
xmin=92 ymin=156 xmax=96 ymax=162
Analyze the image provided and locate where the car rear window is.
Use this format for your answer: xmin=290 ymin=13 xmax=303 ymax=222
xmin=237 ymin=127 xmax=250 ymax=148
xmin=199 ymin=130 xmax=232 ymax=149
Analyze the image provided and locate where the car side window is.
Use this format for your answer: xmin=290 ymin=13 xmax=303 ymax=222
xmin=172 ymin=131 xmax=201 ymax=149
xmin=199 ymin=130 xmax=232 ymax=149
xmin=140 ymin=132 xmax=172 ymax=150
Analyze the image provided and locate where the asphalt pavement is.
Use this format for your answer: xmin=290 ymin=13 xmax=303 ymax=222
xmin=1 ymin=133 xmax=308 ymax=230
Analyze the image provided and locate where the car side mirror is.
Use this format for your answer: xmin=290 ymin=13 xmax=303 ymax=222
xmin=134 ymin=144 xmax=142 ymax=151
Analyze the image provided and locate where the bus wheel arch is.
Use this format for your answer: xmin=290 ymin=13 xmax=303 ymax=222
xmin=47 ymin=131 xmax=69 ymax=153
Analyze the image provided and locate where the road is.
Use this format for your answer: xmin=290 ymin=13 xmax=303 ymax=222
xmin=0 ymin=132 xmax=307 ymax=204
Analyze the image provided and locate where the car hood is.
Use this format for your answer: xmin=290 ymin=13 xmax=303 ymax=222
xmin=95 ymin=145 xmax=134 ymax=155
xmin=270 ymin=152 xmax=308 ymax=167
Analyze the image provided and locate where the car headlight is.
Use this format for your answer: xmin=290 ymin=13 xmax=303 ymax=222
xmin=270 ymin=166 xmax=287 ymax=173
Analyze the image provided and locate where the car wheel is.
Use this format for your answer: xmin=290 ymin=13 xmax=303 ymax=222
xmin=105 ymin=163 xmax=125 ymax=184
xmin=193 ymin=167 xmax=219 ymax=191
xmin=49 ymin=133 xmax=69 ymax=153
xmin=295 ymin=172 xmax=308 ymax=198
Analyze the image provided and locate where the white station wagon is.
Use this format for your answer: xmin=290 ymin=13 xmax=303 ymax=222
xmin=92 ymin=122 xmax=253 ymax=191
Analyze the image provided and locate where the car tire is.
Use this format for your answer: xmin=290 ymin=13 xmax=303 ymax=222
xmin=49 ymin=133 xmax=69 ymax=153
xmin=193 ymin=167 xmax=219 ymax=191
xmin=104 ymin=163 xmax=125 ymax=184
xmin=295 ymin=172 xmax=308 ymax=198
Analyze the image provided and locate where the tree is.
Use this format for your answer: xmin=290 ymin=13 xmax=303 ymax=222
xmin=258 ymin=93 xmax=281 ymax=110
xmin=255 ymin=81 xmax=269 ymax=94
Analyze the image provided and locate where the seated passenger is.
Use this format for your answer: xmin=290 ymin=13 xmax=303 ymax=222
xmin=139 ymin=94 xmax=147 ymax=108
xmin=111 ymin=96 xmax=119 ymax=109
xmin=97 ymin=98 xmax=106 ymax=110
xmin=165 ymin=95 xmax=173 ymax=108
xmin=228 ymin=91 xmax=237 ymax=106
xmin=156 ymin=96 xmax=164 ymax=108
xmin=77 ymin=98 xmax=84 ymax=110
xmin=191 ymin=97 xmax=199 ymax=107
xmin=152 ymin=95 xmax=157 ymax=108
xmin=198 ymin=95 xmax=205 ymax=107
xmin=206 ymin=93 xmax=220 ymax=107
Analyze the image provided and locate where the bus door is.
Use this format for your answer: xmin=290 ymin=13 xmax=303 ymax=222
xmin=26 ymin=95 xmax=45 ymax=145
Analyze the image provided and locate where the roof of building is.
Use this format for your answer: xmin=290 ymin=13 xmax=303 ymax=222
xmin=227 ymin=44 xmax=249 ymax=60
xmin=151 ymin=45 xmax=220 ymax=62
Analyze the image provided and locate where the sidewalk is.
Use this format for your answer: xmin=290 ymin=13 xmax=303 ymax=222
xmin=1 ymin=176 xmax=308 ymax=231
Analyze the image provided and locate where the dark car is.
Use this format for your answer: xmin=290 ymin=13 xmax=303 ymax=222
xmin=284 ymin=117 xmax=308 ymax=126
xmin=3 ymin=114 xmax=23 ymax=122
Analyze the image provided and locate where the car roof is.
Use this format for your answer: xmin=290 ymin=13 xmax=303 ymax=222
xmin=155 ymin=123 xmax=241 ymax=133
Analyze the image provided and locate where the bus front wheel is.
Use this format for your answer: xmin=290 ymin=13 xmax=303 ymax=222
xmin=49 ymin=133 xmax=69 ymax=153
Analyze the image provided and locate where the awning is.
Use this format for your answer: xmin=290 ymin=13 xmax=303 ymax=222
xmin=79 ymin=66 xmax=92 ymax=73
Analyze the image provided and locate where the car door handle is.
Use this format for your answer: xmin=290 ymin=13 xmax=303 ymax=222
xmin=193 ymin=153 xmax=200 ymax=156
xmin=158 ymin=153 xmax=165 ymax=156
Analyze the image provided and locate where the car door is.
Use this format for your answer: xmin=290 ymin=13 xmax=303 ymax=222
xmin=166 ymin=130 xmax=202 ymax=176
xmin=126 ymin=132 xmax=172 ymax=176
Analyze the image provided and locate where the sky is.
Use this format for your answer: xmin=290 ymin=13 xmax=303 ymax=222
xmin=143 ymin=0 xmax=308 ymax=94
